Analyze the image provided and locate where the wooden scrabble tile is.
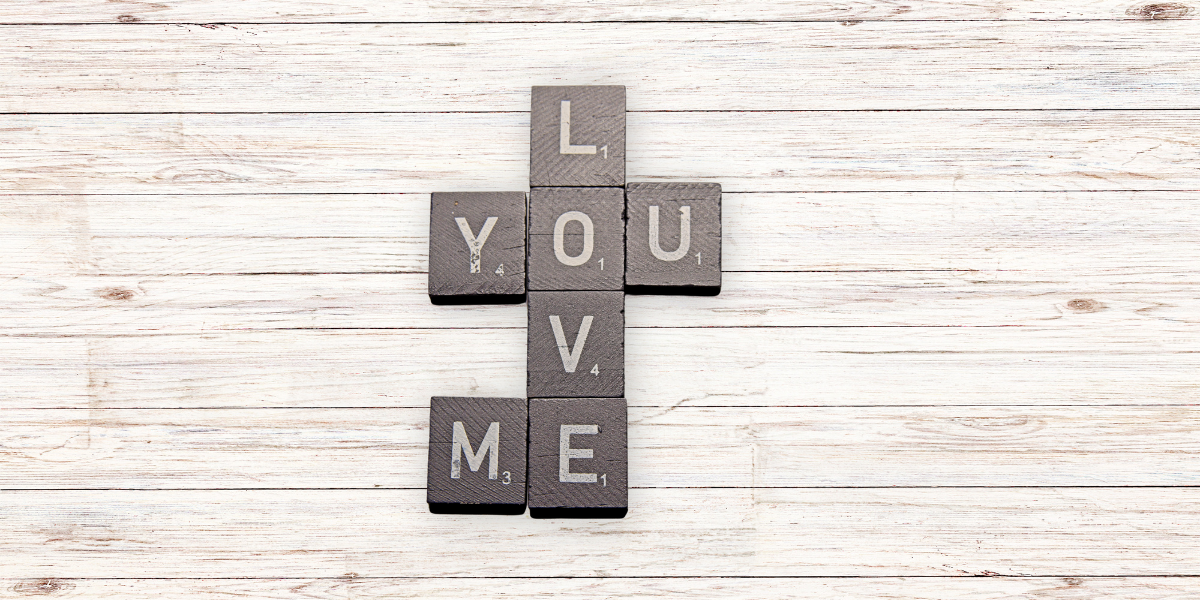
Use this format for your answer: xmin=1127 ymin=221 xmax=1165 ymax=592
xmin=528 ymin=187 xmax=624 ymax=291
xmin=530 ymin=86 xmax=625 ymax=187
xmin=428 ymin=191 xmax=527 ymax=304
xmin=427 ymin=396 xmax=527 ymax=514
xmin=625 ymin=183 xmax=722 ymax=294
xmin=527 ymin=397 xmax=628 ymax=518
xmin=527 ymin=291 xmax=624 ymax=399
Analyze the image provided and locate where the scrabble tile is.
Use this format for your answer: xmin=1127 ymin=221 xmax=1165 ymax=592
xmin=530 ymin=86 xmax=625 ymax=187
xmin=528 ymin=187 xmax=624 ymax=291
xmin=527 ymin=291 xmax=624 ymax=399
xmin=528 ymin=397 xmax=628 ymax=518
xmin=428 ymin=191 xmax=527 ymax=304
xmin=625 ymin=183 xmax=722 ymax=294
xmin=427 ymin=396 xmax=527 ymax=514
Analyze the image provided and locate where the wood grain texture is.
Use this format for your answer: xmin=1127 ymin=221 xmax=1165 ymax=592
xmin=527 ymin=188 xmax=625 ymax=291
xmin=625 ymin=183 xmax=722 ymax=290
xmin=2 ymin=576 xmax=1198 ymax=600
xmin=1 ymin=488 xmax=1197 ymax=577
xmin=427 ymin=191 xmax=527 ymax=299
xmin=527 ymin=397 xmax=628 ymax=510
xmin=527 ymin=292 xmax=624 ymax=398
xmin=4 ymin=22 xmax=1200 ymax=112
xmin=2 ymin=406 xmax=1197 ymax=489
xmin=3 ymin=327 xmax=1196 ymax=410
xmin=2 ymin=112 xmax=1197 ymax=194
xmin=3 ymin=272 xmax=1195 ymax=333
xmin=3 ymin=1 xmax=1195 ymax=23
xmin=5 ymin=192 xmax=1195 ymax=276
xmin=4 ymin=3 xmax=1198 ymax=593
xmin=427 ymin=396 xmax=527 ymax=507
xmin=0 ymin=331 xmax=525 ymax=410
xmin=529 ymin=86 xmax=625 ymax=186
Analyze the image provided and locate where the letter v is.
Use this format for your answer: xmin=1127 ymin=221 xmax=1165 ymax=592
xmin=549 ymin=315 xmax=593 ymax=373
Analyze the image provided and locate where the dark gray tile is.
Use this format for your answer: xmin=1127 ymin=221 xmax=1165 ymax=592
xmin=527 ymin=291 xmax=624 ymax=399
xmin=427 ymin=396 xmax=527 ymax=512
xmin=625 ymin=183 xmax=722 ymax=293
xmin=530 ymin=86 xmax=625 ymax=187
xmin=528 ymin=397 xmax=628 ymax=517
xmin=428 ymin=192 xmax=527 ymax=303
xmin=528 ymin=187 xmax=624 ymax=291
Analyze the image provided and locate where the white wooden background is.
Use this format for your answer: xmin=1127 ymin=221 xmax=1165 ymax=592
xmin=2 ymin=1 xmax=1199 ymax=598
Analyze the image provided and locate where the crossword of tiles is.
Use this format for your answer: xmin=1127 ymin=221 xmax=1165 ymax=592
xmin=427 ymin=86 xmax=722 ymax=518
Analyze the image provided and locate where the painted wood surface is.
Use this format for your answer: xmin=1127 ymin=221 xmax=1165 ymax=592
xmin=5 ymin=1 xmax=1197 ymax=23
xmin=4 ymin=192 xmax=1198 ymax=275
xmin=1 ymin=7 xmax=1197 ymax=598
xmin=3 ymin=576 xmax=1199 ymax=600
xmin=1 ymin=489 xmax=1198 ymax=577
xmin=3 ymin=272 xmax=1197 ymax=332
xmin=2 ymin=406 xmax=1197 ymax=488
xmin=4 ymin=327 xmax=1198 ymax=409
xmin=4 ymin=23 xmax=1200 ymax=112
xmin=3 ymin=112 xmax=1198 ymax=193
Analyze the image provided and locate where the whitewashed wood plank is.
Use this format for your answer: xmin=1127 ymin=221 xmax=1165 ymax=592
xmin=0 ymin=193 xmax=428 ymax=276
xmin=629 ymin=327 xmax=1199 ymax=407
xmin=3 ymin=576 xmax=1197 ymax=600
xmin=0 ymin=338 xmax=92 ymax=408
xmin=0 ymin=272 xmax=1195 ymax=333
xmin=0 ymin=195 xmax=426 ymax=277
xmin=2 ymin=406 xmax=1196 ymax=488
xmin=0 ymin=274 xmax=527 ymax=332
xmin=3 ymin=1 xmax=1189 ymax=23
xmin=630 ymin=273 xmax=1200 ymax=327
xmin=0 ymin=488 xmax=1196 ymax=576
xmin=3 ymin=328 xmax=1195 ymax=409
xmin=2 ymin=112 xmax=1195 ymax=194
xmin=0 ymin=330 xmax=525 ymax=410
xmin=4 ymin=192 xmax=1197 ymax=276
xmin=4 ymin=23 xmax=1199 ymax=111
xmin=722 ymin=191 xmax=1200 ymax=274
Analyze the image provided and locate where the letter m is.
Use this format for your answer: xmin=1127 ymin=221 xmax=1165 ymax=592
xmin=451 ymin=421 xmax=499 ymax=480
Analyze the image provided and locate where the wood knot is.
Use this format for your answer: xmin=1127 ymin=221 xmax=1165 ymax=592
xmin=96 ymin=287 xmax=136 ymax=301
xmin=116 ymin=14 xmax=141 ymax=22
xmin=1066 ymin=298 xmax=1103 ymax=312
xmin=1127 ymin=2 xmax=1192 ymax=18
xmin=12 ymin=579 xmax=74 ymax=596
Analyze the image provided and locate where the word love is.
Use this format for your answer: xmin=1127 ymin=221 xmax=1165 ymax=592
xmin=426 ymin=86 xmax=722 ymax=518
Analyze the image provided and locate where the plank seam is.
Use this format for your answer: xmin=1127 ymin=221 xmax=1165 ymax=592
xmin=5 ymin=109 xmax=1200 ymax=115
xmin=4 ymin=575 xmax=1200 ymax=579
xmin=5 ymin=190 xmax=1198 ymax=196
xmin=0 ymin=19 xmax=1190 ymax=24
xmin=2 ymin=486 xmax=1198 ymax=490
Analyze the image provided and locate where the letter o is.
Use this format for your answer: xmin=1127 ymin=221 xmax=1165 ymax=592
xmin=553 ymin=211 xmax=594 ymax=267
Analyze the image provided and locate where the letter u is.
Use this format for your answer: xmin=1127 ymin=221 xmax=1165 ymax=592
xmin=648 ymin=205 xmax=691 ymax=262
